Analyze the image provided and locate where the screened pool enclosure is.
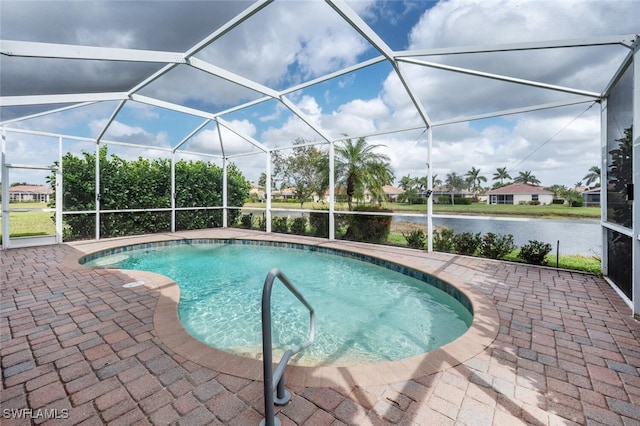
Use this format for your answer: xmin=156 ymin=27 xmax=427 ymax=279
xmin=1 ymin=1 xmax=639 ymax=316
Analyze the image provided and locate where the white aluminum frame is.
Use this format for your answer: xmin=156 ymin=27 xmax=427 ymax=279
xmin=0 ymin=2 xmax=638 ymax=313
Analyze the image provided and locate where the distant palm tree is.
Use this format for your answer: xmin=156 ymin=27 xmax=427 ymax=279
xmin=398 ymin=175 xmax=414 ymax=191
xmin=465 ymin=167 xmax=487 ymax=193
xmin=493 ymin=167 xmax=511 ymax=184
xmin=335 ymin=137 xmax=393 ymax=210
xmin=545 ymin=184 xmax=566 ymax=198
xmin=583 ymin=166 xmax=601 ymax=187
xmin=416 ymin=176 xmax=429 ymax=193
xmin=432 ymin=174 xmax=442 ymax=188
xmin=445 ymin=172 xmax=466 ymax=204
xmin=514 ymin=170 xmax=541 ymax=186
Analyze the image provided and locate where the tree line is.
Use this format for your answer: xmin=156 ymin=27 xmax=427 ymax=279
xmin=398 ymin=166 xmax=601 ymax=206
xmin=267 ymin=135 xmax=604 ymax=208
xmin=268 ymin=137 xmax=393 ymax=209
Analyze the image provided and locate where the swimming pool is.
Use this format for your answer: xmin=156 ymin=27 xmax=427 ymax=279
xmin=83 ymin=239 xmax=472 ymax=367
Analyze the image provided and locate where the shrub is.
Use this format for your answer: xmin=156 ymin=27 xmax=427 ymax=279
xmin=246 ymin=193 xmax=262 ymax=203
xmin=403 ymin=229 xmax=426 ymax=249
xmin=334 ymin=213 xmax=350 ymax=237
xmin=343 ymin=206 xmax=392 ymax=243
xmin=453 ymin=197 xmax=473 ymax=205
xmin=257 ymin=214 xmax=267 ymax=231
xmin=52 ymin=146 xmax=250 ymax=239
xmin=437 ymin=195 xmax=450 ymax=204
xmin=309 ymin=211 xmax=329 ymax=237
xmin=240 ymin=213 xmax=253 ymax=229
xmin=518 ymin=240 xmax=552 ymax=265
xmin=527 ymin=200 xmax=540 ymax=205
xmin=272 ymin=217 xmax=289 ymax=233
xmin=480 ymin=232 xmax=515 ymax=259
xmin=290 ymin=217 xmax=307 ymax=235
xmin=433 ymin=228 xmax=455 ymax=252
xmin=409 ymin=197 xmax=428 ymax=205
xmin=453 ymin=232 xmax=481 ymax=255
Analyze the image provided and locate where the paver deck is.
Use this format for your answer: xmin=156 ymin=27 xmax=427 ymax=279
xmin=2 ymin=228 xmax=639 ymax=425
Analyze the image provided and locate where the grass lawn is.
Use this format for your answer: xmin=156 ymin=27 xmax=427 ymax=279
xmin=503 ymin=251 xmax=601 ymax=274
xmin=244 ymin=201 xmax=601 ymax=219
xmin=0 ymin=202 xmax=56 ymax=239
xmin=4 ymin=200 xmax=601 ymax=274
xmin=386 ymin=202 xmax=599 ymax=219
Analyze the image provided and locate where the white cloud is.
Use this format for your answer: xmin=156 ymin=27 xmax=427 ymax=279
xmin=91 ymin=119 xmax=170 ymax=148
xmin=362 ymin=0 xmax=638 ymax=186
xmin=192 ymin=1 xmax=369 ymax=89
xmin=2 ymin=0 xmax=638 ymax=188
xmin=188 ymin=119 xmax=260 ymax=156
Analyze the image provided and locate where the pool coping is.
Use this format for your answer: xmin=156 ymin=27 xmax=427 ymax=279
xmin=65 ymin=228 xmax=500 ymax=387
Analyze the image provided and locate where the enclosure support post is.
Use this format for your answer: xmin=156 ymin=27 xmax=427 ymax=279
xmin=266 ymin=151 xmax=272 ymax=233
xmin=329 ymin=140 xmax=335 ymax=240
xmin=171 ymin=153 xmax=176 ymax=233
xmin=426 ymin=126 xmax=433 ymax=252
xmin=56 ymin=137 xmax=63 ymax=243
xmin=632 ymin=42 xmax=640 ymax=318
xmin=222 ymin=157 xmax=228 ymax=228
xmin=600 ymin=99 xmax=608 ymax=278
xmin=1 ymin=131 xmax=8 ymax=250
xmin=95 ymin=142 xmax=100 ymax=240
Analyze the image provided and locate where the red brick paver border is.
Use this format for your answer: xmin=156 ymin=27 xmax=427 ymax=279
xmin=2 ymin=229 xmax=640 ymax=425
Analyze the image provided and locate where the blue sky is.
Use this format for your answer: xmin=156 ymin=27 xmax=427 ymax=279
xmin=1 ymin=0 xmax=639 ymax=187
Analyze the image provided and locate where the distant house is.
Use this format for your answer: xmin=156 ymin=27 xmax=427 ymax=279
xmin=249 ymin=183 xmax=266 ymax=202
xmin=582 ymin=187 xmax=601 ymax=207
xmin=272 ymin=187 xmax=297 ymax=201
xmin=430 ymin=185 xmax=473 ymax=203
xmin=486 ymin=183 xmax=553 ymax=205
xmin=8 ymin=185 xmax=53 ymax=203
xmin=319 ymin=185 xmax=405 ymax=204
xmin=380 ymin=185 xmax=405 ymax=202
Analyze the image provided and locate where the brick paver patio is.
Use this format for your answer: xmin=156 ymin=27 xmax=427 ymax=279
xmin=2 ymin=229 xmax=639 ymax=425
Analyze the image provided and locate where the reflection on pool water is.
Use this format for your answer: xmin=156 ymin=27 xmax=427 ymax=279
xmin=84 ymin=240 xmax=472 ymax=366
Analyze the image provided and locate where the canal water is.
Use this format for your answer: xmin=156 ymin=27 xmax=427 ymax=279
xmin=396 ymin=214 xmax=601 ymax=257
xmin=268 ymin=209 xmax=601 ymax=257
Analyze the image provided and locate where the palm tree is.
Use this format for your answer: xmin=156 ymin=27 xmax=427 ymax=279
xmin=431 ymin=174 xmax=442 ymax=188
xmin=493 ymin=167 xmax=511 ymax=184
xmin=398 ymin=175 xmax=415 ymax=191
xmin=545 ymin=184 xmax=566 ymax=199
xmin=445 ymin=172 xmax=466 ymax=204
xmin=416 ymin=176 xmax=429 ymax=193
xmin=335 ymin=137 xmax=393 ymax=210
xmin=514 ymin=170 xmax=541 ymax=186
xmin=583 ymin=166 xmax=601 ymax=187
xmin=465 ymin=167 xmax=487 ymax=193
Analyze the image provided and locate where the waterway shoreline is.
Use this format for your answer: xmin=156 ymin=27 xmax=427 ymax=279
xmin=392 ymin=215 xmax=600 ymax=257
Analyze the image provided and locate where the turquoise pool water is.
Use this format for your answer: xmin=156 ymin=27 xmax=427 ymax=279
xmin=85 ymin=241 xmax=472 ymax=366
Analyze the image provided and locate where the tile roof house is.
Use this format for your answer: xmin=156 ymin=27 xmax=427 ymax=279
xmin=7 ymin=185 xmax=53 ymax=203
xmin=486 ymin=183 xmax=553 ymax=205
xmin=381 ymin=185 xmax=405 ymax=202
xmin=581 ymin=187 xmax=601 ymax=207
xmin=430 ymin=185 xmax=474 ymax=203
xmin=320 ymin=186 xmax=404 ymax=203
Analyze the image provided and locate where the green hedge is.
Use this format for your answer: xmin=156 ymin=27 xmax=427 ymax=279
xmin=50 ymin=147 xmax=250 ymax=239
xmin=343 ymin=206 xmax=392 ymax=243
xmin=453 ymin=197 xmax=473 ymax=205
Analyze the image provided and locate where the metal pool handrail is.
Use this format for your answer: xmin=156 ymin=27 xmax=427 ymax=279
xmin=260 ymin=268 xmax=315 ymax=426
